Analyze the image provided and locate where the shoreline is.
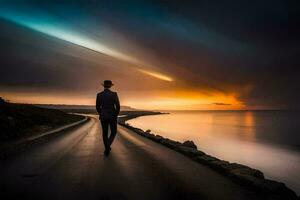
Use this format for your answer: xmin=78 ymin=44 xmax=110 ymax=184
xmin=118 ymin=112 xmax=299 ymax=199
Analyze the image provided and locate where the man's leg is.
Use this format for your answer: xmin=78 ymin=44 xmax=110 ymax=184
xmin=100 ymin=120 xmax=109 ymax=151
xmin=108 ymin=119 xmax=117 ymax=146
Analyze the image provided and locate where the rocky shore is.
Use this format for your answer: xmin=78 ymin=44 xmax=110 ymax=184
xmin=118 ymin=113 xmax=299 ymax=200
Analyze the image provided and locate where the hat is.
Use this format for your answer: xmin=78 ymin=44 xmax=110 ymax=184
xmin=102 ymin=80 xmax=114 ymax=88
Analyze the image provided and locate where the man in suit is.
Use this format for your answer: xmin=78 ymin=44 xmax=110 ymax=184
xmin=96 ymin=80 xmax=120 ymax=156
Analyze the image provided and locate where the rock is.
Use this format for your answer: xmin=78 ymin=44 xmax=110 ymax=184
xmin=257 ymin=179 xmax=299 ymax=199
xmin=149 ymin=135 xmax=163 ymax=142
xmin=145 ymin=129 xmax=151 ymax=133
xmin=160 ymin=138 xmax=182 ymax=149
xmin=133 ymin=128 xmax=145 ymax=135
xmin=212 ymin=162 xmax=264 ymax=179
xmin=177 ymin=146 xmax=205 ymax=157
xmin=134 ymin=129 xmax=145 ymax=135
xmin=182 ymin=140 xmax=197 ymax=149
xmin=145 ymin=133 xmax=157 ymax=141
xmin=231 ymin=174 xmax=299 ymax=199
xmin=194 ymin=155 xmax=218 ymax=164
xmin=207 ymin=160 xmax=231 ymax=172
xmin=154 ymin=135 xmax=165 ymax=142
xmin=230 ymin=166 xmax=264 ymax=179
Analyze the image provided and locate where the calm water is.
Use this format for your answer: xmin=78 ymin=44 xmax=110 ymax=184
xmin=128 ymin=111 xmax=300 ymax=194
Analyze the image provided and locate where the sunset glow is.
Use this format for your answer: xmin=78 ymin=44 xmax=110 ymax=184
xmin=0 ymin=2 xmax=298 ymax=110
xmin=2 ymin=89 xmax=244 ymax=110
xmin=124 ymin=90 xmax=244 ymax=110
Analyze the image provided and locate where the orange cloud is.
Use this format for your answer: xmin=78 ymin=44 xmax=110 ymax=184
xmin=124 ymin=89 xmax=245 ymax=110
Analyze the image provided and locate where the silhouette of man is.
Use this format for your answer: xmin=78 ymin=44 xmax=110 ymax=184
xmin=96 ymin=80 xmax=120 ymax=156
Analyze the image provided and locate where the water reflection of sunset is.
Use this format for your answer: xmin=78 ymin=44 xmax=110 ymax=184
xmin=243 ymin=111 xmax=256 ymax=140
xmin=128 ymin=111 xmax=300 ymax=193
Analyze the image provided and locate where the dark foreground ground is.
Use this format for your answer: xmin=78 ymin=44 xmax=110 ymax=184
xmin=0 ymin=100 xmax=84 ymax=143
xmin=0 ymin=115 xmax=274 ymax=200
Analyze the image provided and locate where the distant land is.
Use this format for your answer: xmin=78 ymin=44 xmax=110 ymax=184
xmin=35 ymin=104 xmax=137 ymax=114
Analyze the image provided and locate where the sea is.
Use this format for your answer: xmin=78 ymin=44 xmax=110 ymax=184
xmin=127 ymin=110 xmax=300 ymax=194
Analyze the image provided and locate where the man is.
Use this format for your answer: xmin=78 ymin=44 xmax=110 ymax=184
xmin=96 ymin=80 xmax=120 ymax=156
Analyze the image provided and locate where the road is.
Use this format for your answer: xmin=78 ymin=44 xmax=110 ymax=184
xmin=0 ymin=116 xmax=264 ymax=200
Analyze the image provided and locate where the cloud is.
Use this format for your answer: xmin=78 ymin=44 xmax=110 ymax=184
xmin=0 ymin=1 xmax=299 ymax=109
xmin=0 ymin=4 xmax=173 ymax=82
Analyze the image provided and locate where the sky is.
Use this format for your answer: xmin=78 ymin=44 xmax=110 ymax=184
xmin=0 ymin=0 xmax=299 ymax=110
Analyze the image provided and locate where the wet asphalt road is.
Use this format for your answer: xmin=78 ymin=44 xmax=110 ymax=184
xmin=0 ymin=116 xmax=264 ymax=200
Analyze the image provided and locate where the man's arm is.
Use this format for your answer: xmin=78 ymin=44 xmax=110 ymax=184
xmin=96 ymin=94 xmax=102 ymax=114
xmin=115 ymin=92 xmax=120 ymax=116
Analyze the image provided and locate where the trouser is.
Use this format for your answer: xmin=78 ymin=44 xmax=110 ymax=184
xmin=100 ymin=118 xmax=117 ymax=150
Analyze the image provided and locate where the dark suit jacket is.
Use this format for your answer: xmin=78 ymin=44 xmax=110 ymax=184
xmin=96 ymin=89 xmax=120 ymax=121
